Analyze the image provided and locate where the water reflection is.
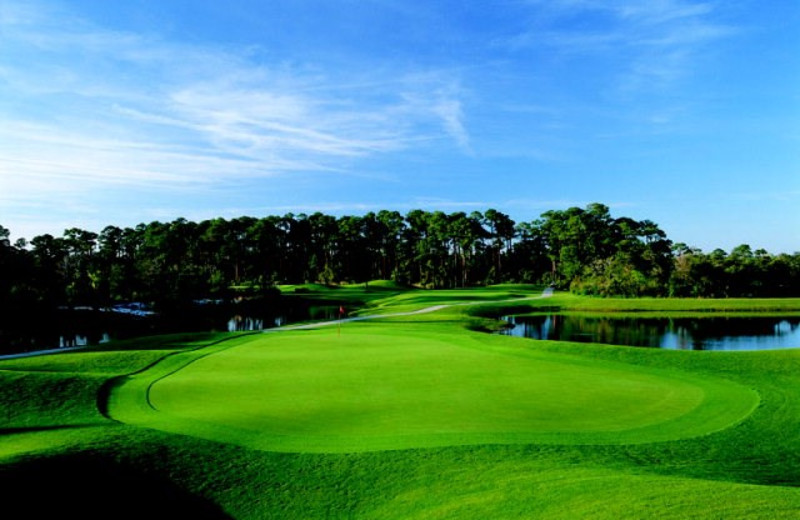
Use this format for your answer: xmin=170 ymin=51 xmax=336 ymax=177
xmin=500 ymin=315 xmax=800 ymax=351
xmin=227 ymin=305 xmax=338 ymax=332
xmin=1 ymin=303 xmax=340 ymax=356
xmin=59 ymin=335 xmax=88 ymax=348
xmin=228 ymin=316 xmax=265 ymax=332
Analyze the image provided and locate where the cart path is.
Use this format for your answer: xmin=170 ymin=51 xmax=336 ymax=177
xmin=263 ymin=287 xmax=554 ymax=332
xmin=0 ymin=288 xmax=553 ymax=360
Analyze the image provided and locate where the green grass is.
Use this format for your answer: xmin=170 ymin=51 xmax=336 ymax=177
xmin=134 ymin=326 xmax=757 ymax=452
xmin=278 ymin=280 xmax=409 ymax=304
xmin=278 ymin=281 xmax=544 ymax=316
xmin=2 ymin=287 xmax=800 ymax=518
xmin=523 ymin=292 xmax=800 ymax=313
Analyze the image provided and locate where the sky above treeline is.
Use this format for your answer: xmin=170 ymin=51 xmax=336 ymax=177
xmin=1 ymin=0 xmax=798 ymax=253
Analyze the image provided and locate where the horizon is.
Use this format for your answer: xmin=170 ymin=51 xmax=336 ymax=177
xmin=2 ymin=0 xmax=798 ymax=253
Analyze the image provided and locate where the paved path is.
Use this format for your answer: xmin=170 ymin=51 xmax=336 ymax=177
xmin=0 ymin=288 xmax=554 ymax=359
xmin=264 ymin=304 xmax=451 ymax=332
xmin=264 ymin=287 xmax=553 ymax=333
xmin=0 ymin=345 xmax=87 ymax=361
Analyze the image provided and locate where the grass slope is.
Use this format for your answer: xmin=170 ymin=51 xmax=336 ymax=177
xmin=1 ymin=287 xmax=800 ymax=518
xmin=522 ymin=292 xmax=800 ymax=313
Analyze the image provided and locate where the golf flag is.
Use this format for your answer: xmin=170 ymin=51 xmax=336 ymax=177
xmin=339 ymin=305 xmax=345 ymax=316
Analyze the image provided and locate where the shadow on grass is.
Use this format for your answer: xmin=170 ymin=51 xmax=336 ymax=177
xmin=0 ymin=452 xmax=231 ymax=519
xmin=0 ymin=424 xmax=104 ymax=435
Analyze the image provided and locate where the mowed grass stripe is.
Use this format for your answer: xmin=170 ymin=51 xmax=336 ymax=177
xmin=139 ymin=323 xmax=758 ymax=452
xmin=106 ymin=334 xmax=262 ymax=427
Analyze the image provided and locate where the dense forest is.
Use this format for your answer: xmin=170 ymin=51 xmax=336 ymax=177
xmin=2 ymin=203 xmax=799 ymax=310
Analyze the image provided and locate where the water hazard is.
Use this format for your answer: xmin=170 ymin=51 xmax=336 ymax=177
xmin=0 ymin=302 xmax=339 ymax=356
xmin=500 ymin=314 xmax=800 ymax=351
xmin=227 ymin=305 xmax=338 ymax=331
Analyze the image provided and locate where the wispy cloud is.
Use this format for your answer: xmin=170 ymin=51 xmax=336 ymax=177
xmin=513 ymin=0 xmax=737 ymax=90
xmin=433 ymin=98 xmax=471 ymax=153
xmin=0 ymin=1 xmax=471 ymax=205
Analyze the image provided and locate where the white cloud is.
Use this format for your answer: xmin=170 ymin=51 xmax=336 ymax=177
xmin=433 ymin=98 xmax=471 ymax=153
xmin=0 ymin=0 xmax=472 ymax=210
xmin=515 ymin=0 xmax=736 ymax=90
xmin=616 ymin=1 xmax=714 ymax=24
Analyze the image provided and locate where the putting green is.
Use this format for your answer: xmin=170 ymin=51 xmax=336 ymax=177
xmin=113 ymin=326 xmax=758 ymax=452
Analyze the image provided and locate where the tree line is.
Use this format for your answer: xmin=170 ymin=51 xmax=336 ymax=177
xmin=2 ymin=203 xmax=799 ymax=309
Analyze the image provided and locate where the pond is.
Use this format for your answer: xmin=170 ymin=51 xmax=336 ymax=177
xmin=227 ymin=304 xmax=338 ymax=331
xmin=499 ymin=314 xmax=800 ymax=351
xmin=0 ymin=301 xmax=340 ymax=357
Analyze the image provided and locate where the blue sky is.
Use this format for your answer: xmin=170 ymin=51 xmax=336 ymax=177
xmin=1 ymin=0 xmax=798 ymax=252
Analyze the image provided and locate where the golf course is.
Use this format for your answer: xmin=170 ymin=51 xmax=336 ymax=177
xmin=2 ymin=284 xmax=800 ymax=518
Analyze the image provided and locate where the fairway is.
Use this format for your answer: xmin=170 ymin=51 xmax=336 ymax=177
xmin=114 ymin=323 xmax=759 ymax=452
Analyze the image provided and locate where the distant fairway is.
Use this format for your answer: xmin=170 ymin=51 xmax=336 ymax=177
xmin=114 ymin=323 xmax=758 ymax=452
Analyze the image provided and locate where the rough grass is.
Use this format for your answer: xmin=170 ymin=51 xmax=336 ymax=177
xmin=1 ymin=287 xmax=800 ymax=518
xmin=527 ymin=293 xmax=800 ymax=313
